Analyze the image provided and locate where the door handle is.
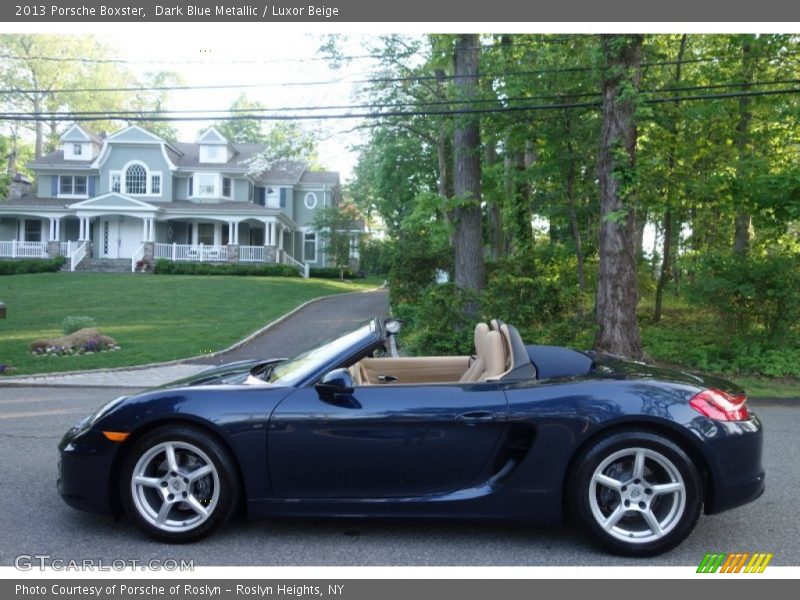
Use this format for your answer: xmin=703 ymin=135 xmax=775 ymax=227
xmin=455 ymin=411 xmax=496 ymax=423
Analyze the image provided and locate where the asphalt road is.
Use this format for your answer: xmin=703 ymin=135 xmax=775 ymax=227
xmin=0 ymin=385 xmax=797 ymax=567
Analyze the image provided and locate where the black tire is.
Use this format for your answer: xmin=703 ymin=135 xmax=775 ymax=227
xmin=119 ymin=425 xmax=240 ymax=543
xmin=568 ymin=430 xmax=702 ymax=557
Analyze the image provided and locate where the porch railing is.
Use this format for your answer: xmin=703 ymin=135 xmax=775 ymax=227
xmin=154 ymin=243 xmax=228 ymax=262
xmin=131 ymin=243 xmax=146 ymax=272
xmin=282 ymin=252 xmax=310 ymax=278
xmin=0 ymin=240 xmax=48 ymax=258
xmin=59 ymin=241 xmax=72 ymax=257
xmin=70 ymin=241 xmax=88 ymax=272
xmin=239 ymin=245 xmax=264 ymax=262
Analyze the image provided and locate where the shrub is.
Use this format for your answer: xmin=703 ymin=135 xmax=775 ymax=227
xmin=154 ymin=261 xmax=300 ymax=277
xmin=686 ymin=252 xmax=800 ymax=342
xmin=62 ymin=316 xmax=96 ymax=335
xmin=0 ymin=256 xmax=66 ymax=276
xmin=309 ymin=267 xmax=357 ymax=279
xmin=358 ymin=238 xmax=393 ymax=276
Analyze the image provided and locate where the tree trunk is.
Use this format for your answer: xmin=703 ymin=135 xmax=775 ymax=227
xmin=33 ymin=93 xmax=44 ymax=159
xmin=653 ymin=34 xmax=687 ymax=323
xmin=485 ymin=136 xmax=504 ymax=260
xmin=733 ymin=38 xmax=755 ymax=256
xmin=595 ymin=34 xmax=644 ymax=360
xmin=453 ymin=34 xmax=485 ymax=297
xmin=564 ymin=113 xmax=586 ymax=305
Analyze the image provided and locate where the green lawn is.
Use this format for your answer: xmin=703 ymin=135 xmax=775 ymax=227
xmin=0 ymin=273 xmax=382 ymax=375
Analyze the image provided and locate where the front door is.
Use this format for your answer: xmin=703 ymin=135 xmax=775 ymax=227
xmin=268 ymin=384 xmax=508 ymax=498
xmin=99 ymin=218 xmax=119 ymax=258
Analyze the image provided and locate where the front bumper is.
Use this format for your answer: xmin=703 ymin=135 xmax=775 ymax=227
xmin=58 ymin=426 xmax=121 ymax=516
xmin=696 ymin=412 xmax=765 ymax=514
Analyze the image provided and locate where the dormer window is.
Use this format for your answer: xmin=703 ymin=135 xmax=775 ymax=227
xmin=58 ymin=175 xmax=87 ymax=197
xmin=73 ymin=143 xmax=83 ymax=156
xmin=207 ymin=146 xmax=219 ymax=159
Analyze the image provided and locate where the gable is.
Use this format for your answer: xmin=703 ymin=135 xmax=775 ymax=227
xmin=69 ymin=193 xmax=157 ymax=211
xmin=197 ymin=127 xmax=228 ymax=144
xmin=105 ymin=126 xmax=164 ymax=144
xmin=60 ymin=124 xmax=92 ymax=143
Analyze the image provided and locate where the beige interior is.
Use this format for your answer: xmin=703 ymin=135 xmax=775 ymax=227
xmin=351 ymin=356 xmax=472 ymax=385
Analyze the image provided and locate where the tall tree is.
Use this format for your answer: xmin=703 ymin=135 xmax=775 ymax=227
xmin=452 ymin=34 xmax=485 ymax=296
xmin=733 ymin=36 xmax=755 ymax=255
xmin=595 ymin=34 xmax=644 ymax=359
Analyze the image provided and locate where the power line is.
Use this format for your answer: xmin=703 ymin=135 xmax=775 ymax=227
xmin=4 ymin=78 xmax=798 ymax=118
xmin=1 ymin=87 xmax=798 ymax=122
xmin=3 ymin=54 xmax=794 ymax=96
xmin=0 ymin=52 xmax=387 ymax=66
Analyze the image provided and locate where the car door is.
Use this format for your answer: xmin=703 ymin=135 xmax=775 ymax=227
xmin=267 ymin=382 xmax=508 ymax=498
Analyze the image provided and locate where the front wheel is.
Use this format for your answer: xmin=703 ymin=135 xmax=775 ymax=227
xmin=119 ymin=425 xmax=240 ymax=543
xmin=568 ymin=431 xmax=702 ymax=556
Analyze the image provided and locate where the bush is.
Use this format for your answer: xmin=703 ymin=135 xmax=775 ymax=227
xmin=309 ymin=267 xmax=357 ymax=279
xmin=62 ymin=316 xmax=96 ymax=335
xmin=154 ymin=261 xmax=300 ymax=277
xmin=358 ymin=238 xmax=393 ymax=276
xmin=686 ymin=252 xmax=800 ymax=342
xmin=0 ymin=256 xmax=66 ymax=276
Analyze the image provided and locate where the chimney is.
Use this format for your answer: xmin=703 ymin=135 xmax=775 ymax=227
xmin=7 ymin=173 xmax=32 ymax=201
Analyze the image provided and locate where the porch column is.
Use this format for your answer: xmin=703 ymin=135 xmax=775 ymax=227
xmin=278 ymin=225 xmax=284 ymax=249
xmin=151 ymin=218 xmax=156 ymax=242
xmin=55 ymin=218 xmax=61 ymax=241
xmin=233 ymin=221 xmax=240 ymax=245
xmin=79 ymin=218 xmax=85 ymax=241
xmin=142 ymin=218 xmax=148 ymax=242
xmin=48 ymin=219 xmax=55 ymax=242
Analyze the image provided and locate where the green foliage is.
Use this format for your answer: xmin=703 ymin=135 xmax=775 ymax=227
xmin=153 ymin=260 xmax=299 ymax=277
xmin=61 ymin=316 xmax=96 ymax=335
xmin=311 ymin=206 xmax=361 ymax=272
xmin=358 ymin=238 xmax=392 ymax=276
xmin=309 ymin=267 xmax=357 ymax=279
xmin=0 ymin=256 xmax=65 ymax=275
xmin=686 ymin=252 xmax=800 ymax=342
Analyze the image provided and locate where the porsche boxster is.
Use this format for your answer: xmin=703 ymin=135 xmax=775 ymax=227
xmin=58 ymin=317 xmax=764 ymax=556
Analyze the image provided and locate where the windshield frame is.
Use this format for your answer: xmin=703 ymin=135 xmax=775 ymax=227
xmin=265 ymin=319 xmax=383 ymax=387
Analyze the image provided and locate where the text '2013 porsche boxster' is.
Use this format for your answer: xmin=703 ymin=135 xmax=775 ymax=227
xmin=58 ymin=318 xmax=764 ymax=556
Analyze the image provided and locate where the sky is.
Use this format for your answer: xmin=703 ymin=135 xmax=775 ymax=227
xmin=94 ymin=31 xmax=389 ymax=181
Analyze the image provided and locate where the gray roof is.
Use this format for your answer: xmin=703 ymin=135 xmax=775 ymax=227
xmin=299 ymin=171 xmax=340 ymax=185
xmin=170 ymin=142 xmax=264 ymax=169
xmin=27 ymin=151 xmax=94 ymax=169
xmin=0 ymin=195 xmax=72 ymax=208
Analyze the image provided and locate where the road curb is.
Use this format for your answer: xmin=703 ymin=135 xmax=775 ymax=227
xmin=1 ymin=284 xmax=387 ymax=385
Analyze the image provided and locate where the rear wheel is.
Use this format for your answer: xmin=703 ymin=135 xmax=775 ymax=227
xmin=569 ymin=431 xmax=702 ymax=556
xmin=119 ymin=425 xmax=240 ymax=543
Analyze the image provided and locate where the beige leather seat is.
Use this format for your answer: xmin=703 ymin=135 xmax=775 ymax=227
xmin=459 ymin=322 xmax=490 ymax=382
xmin=482 ymin=331 xmax=507 ymax=380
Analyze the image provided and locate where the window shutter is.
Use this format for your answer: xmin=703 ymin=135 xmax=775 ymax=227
xmin=279 ymin=187 xmax=286 ymax=208
xmin=257 ymin=187 xmax=266 ymax=205
xmin=88 ymin=176 xmax=97 ymax=196
xmin=188 ymin=177 xmax=193 ymax=196
xmin=51 ymin=176 xmax=58 ymax=197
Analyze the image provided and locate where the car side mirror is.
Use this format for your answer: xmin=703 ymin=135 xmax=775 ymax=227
xmin=315 ymin=368 xmax=359 ymax=408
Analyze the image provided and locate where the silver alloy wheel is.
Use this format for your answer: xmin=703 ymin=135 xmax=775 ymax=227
xmin=588 ymin=447 xmax=686 ymax=544
xmin=130 ymin=441 xmax=220 ymax=533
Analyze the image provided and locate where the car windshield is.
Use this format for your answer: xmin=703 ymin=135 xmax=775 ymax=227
xmin=257 ymin=322 xmax=376 ymax=386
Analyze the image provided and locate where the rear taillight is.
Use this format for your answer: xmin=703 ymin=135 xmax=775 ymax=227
xmin=689 ymin=388 xmax=750 ymax=421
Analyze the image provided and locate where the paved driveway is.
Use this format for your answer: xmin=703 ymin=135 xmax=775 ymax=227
xmin=0 ymin=386 xmax=796 ymax=567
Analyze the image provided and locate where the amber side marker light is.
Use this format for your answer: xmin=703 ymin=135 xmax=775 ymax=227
xmin=102 ymin=431 xmax=130 ymax=442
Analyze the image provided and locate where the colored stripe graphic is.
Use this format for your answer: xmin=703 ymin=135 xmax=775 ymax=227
xmin=697 ymin=552 xmax=773 ymax=573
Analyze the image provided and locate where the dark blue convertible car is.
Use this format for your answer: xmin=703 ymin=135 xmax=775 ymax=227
xmin=58 ymin=317 xmax=764 ymax=556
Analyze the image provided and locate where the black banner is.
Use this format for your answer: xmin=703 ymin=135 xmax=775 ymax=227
xmin=3 ymin=0 xmax=800 ymax=22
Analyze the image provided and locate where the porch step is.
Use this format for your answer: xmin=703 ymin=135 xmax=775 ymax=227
xmin=64 ymin=258 xmax=133 ymax=273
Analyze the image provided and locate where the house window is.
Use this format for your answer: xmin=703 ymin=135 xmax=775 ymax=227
xmin=198 ymin=223 xmax=215 ymax=245
xmin=266 ymin=187 xmax=280 ymax=208
xmin=73 ymin=143 xmax=82 ymax=156
xmin=59 ymin=175 xmax=87 ymax=196
xmin=303 ymin=231 xmax=317 ymax=262
xmin=188 ymin=177 xmax=193 ymax=196
xmin=111 ymin=173 xmax=121 ymax=193
xmin=197 ymin=173 xmax=216 ymax=196
xmin=222 ymin=177 xmax=232 ymax=198
xmin=304 ymin=192 xmax=318 ymax=210
xmin=125 ymin=164 xmax=147 ymax=195
xmin=24 ymin=220 xmax=42 ymax=242
xmin=151 ymin=174 xmax=161 ymax=195
xmin=207 ymin=146 xmax=219 ymax=159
